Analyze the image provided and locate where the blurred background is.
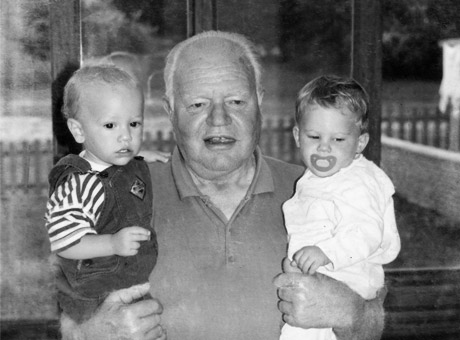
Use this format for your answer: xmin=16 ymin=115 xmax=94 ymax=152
xmin=1 ymin=0 xmax=459 ymax=339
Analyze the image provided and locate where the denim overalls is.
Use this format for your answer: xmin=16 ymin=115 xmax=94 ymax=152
xmin=48 ymin=154 xmax=157 ymax=323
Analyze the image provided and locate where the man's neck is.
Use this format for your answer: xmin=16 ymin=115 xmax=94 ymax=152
xmin=187 ymin=155 xmax=256 ymax=220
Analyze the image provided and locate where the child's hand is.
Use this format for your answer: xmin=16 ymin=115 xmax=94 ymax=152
xmin=292 ymin=246 xmax=331 ymax=275
xmin=111 ymin=226 xmax=151 ymax=256
xmin=139 ymin=150 xmax=171 ymax=163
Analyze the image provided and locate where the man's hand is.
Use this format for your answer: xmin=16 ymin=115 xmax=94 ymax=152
xmin=274 ymin=258 xmax=384 ymax=340
xmin=111 ymin=226 xmax=151 ymax=256
xmin=61 ymin=283 xmax=166 ymax=340
xmin=139 ymin=150 xmax=171 ymax=163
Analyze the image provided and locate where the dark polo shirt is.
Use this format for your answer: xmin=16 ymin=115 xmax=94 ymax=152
xmin=148 ymin=147 xmax=303 ymax=339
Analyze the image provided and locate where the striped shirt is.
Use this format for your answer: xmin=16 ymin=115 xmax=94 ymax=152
xmin=45 ymin=171 xmax=105 ymax=253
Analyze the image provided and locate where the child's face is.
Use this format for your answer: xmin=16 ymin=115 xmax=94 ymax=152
xmin=69 ymin=84 xmax=144 ymax=167
xmin=293 ymin=104 xmax=368 ymax=178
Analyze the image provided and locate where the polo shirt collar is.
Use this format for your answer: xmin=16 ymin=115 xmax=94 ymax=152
xmin=171 ymin=146 xmax=275 ymax=200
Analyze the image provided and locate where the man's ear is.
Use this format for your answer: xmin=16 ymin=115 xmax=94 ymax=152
xmin=357 ymin=132 xmax=369 ymax=154
xmin=162 ymin=96 xmax=174 ymax=120
xmin=257 ymin=89 xmax=265 ymax=106
xmin=292 ymin=125 xmax=301 ymax=148
xmin=67 ymin=118 xmax=85 ymax=144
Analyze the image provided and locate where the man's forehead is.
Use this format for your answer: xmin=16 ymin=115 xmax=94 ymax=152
xmin=176 ymin=38 xmax=253 ymax=77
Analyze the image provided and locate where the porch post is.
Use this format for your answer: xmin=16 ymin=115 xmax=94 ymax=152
xmin=49 ymin=0 xmax=82 ymax=163
xmin=439 ymin=39 xmax=460 ymax=152
xmin=351 ymin=0 xmax=382 ymax=165
xmin=187 ymin=0 xmax=217 ymax=37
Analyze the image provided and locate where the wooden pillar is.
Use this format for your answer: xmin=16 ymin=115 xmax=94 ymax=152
xmin=49 ymin=0 xmax=82 ymax=163
xmin=351 ymin=0 xmax=382 ymax=165
xmin=187 ymin=0 xmax=217 ymax=37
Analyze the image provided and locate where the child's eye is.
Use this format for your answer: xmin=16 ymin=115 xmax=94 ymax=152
xmin=308 ymin=135 xmax=320 ymax=139
xmin=130 ymin=121 xmax=142 ymax=127
xmin=104 ymin=123 xmax=114 ymax=129
xmin=335 ymin=138 xmax=345 ymax=142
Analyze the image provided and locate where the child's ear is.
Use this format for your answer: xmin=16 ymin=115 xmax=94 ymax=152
xmin=292 ymin=125 xmax=301 ymax=148
xmin=357 ymin=132 xmax=369 ymax=154
xmin=67 ymin=118 xmax=85 ymax=144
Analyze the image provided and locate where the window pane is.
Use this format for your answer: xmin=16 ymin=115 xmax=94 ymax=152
xmin=217 ymin=0 xmax=351 ymax=164
xmin=0 ymin=0 xmax=55 ymax=322
xmin=81 ymin=0 xmax=187 ymax=151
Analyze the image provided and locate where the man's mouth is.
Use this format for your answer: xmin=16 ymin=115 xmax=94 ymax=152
xmin=204 ymin=136 xmax=235 ymax=145
xmin=310 ymin=154 xmax=337 ymax=172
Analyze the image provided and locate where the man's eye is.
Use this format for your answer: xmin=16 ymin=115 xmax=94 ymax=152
xmin=229 ymin=100 xmax=243 ymax=105
xmin=190 ymin=103 xmax=204 ymax=109
xmin=130 ymin=121 xmax=142 ymax=127
xmin=104 ymin=123 xmax=114 ymax=129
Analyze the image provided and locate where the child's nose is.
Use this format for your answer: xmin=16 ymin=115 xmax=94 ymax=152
xmin=119 ymin=128 xmax=132 ymax=142
xmin=317 ymin=141 xmax=331 ymax=153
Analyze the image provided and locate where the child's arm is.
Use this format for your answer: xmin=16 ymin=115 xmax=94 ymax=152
xmin=59 ymin=226 xmax=151 ymax=259
xmin=316 ymin=184 xmax=394 ymax=271
xmin=293 ymin=245 xmax=331 ymax=274
xmin=138 ymin=149 xmax=171 ymax=163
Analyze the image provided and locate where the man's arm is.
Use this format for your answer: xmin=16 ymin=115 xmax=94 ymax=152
xmin=60 ymin=283 xmax=166 ymax=340
xmin=274 ymin=258 xmax=385 ymax=340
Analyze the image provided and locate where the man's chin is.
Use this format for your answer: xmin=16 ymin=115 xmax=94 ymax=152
xmin=188 ymin=155 xmax=245 ymax=178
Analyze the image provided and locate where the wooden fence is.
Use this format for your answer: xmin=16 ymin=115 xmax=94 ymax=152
xmin=1 ymin=118 xmax=460 ymax=339
xmin=0 ymin=120 xmax=300 ymax=193
xmin=1 ymin=109 xmax=459 ymax=193
xmin=382 ymin=102 xmax=457 ymax=150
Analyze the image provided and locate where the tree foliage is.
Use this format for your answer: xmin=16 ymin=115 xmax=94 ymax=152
xmin=382 ymin=0 xmax=460 ymax=80
xmin=18 ymin=0 xmax=460 ymax=81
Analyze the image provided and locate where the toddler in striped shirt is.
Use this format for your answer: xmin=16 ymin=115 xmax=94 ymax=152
xmin=45 ymin=65 xmax=165 ymax=323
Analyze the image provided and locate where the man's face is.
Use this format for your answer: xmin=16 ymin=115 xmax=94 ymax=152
xmin=169 ymin=42 xmax=262 ymax=179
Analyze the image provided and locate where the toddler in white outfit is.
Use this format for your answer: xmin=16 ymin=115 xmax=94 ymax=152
xmin=280 ymin=75 xmax=401 ymax=340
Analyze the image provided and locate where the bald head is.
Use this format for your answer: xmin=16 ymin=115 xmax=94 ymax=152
xmin=163 ymin=31 xmax=263 ymax=107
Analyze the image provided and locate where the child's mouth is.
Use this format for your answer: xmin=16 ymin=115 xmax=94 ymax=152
xmin=310 ymin=154 xmax=337 ymax=172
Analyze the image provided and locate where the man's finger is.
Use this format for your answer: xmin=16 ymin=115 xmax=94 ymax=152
xmin=105 ymin=282 xmax=151 ymax=304
xmin=144 ymin=324 xmax=167 ymax=340
xmin=283 ymin=313 xmax=298 ymax=327
xmin=273 ymin=272 xmax=303 ymax=288
xmin=131 ymin=298 xmax=163 ymax=316
xmin=282 ymin=257 xmax=302 ymax=273
xmin=277 ymin=299 xmax=293 ymax=314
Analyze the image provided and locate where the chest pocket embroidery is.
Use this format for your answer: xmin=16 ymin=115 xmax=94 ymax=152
xmin=130 ymin=177 xmax=146 ymax=200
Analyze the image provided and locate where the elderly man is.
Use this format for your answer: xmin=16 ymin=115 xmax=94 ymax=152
xmin=61 ymin=31 xmax=384 ymax=340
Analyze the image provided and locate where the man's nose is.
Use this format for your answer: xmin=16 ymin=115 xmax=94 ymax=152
xmin=206 ymin=102 xmax=231 ymax=126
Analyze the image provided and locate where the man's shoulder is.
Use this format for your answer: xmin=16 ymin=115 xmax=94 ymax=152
xmin=148 ymin=161 xmax=173 ymax=182
xmin=262 ymin=155 xmax=304 ymax=180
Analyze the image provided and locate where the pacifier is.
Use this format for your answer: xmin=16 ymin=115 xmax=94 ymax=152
xmin=310 ymin=154 xmax=337 ymax=172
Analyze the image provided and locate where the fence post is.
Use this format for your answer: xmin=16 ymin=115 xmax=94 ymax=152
xmin=264 ymin=119 xmax=273 ymax=157
xmin=0 ymin=142 xmax=4 ymax=192
xmin=33 ymin=140 xmax=41 ymax=193
xmin=409 ymin=108 xmax=417 ymax=143
xmin=450 ymin=103 xmax=460 ymax=151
